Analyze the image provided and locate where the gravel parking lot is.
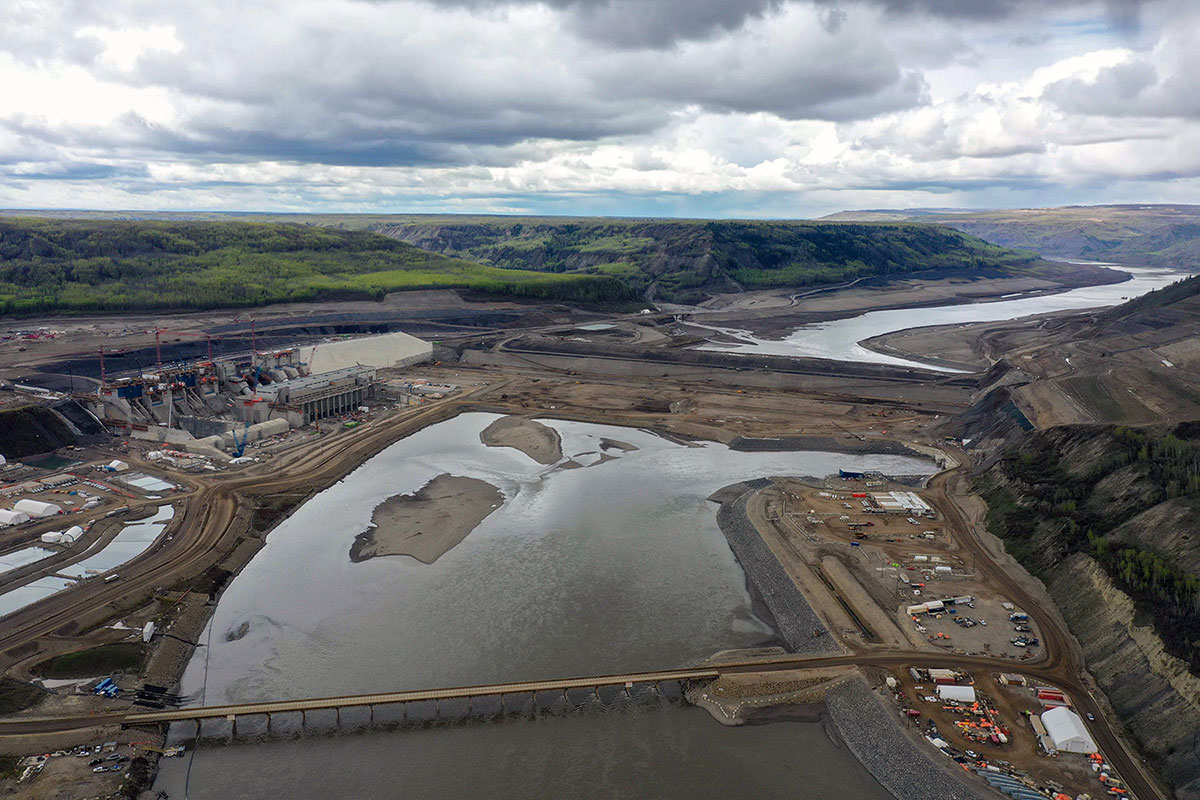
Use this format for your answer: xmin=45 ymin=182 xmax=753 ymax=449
xmin=896 ymin=595 xmax=1041 ymax=659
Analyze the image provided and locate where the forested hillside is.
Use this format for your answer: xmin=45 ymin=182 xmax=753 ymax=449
xmin=826 ymin=204 xmax=1200 ymax=267
xmin=376 ymin=217 xmax=1045 ymax=303
xmin=977 ymin=423 xmax=1200 ymax=673
xmin=0 ymin=218 xmax=630 ymax=314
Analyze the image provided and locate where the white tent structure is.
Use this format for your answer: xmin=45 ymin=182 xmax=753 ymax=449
xmin=14 ymin=499 xmax=60 ymax=518
xmin=937 ymin=685 xmax=977 ymax=703
xmin=0 ymin=509 xmax=31 ymax=526
xmin=1041 ymin=707 xmax=1097 ymax=754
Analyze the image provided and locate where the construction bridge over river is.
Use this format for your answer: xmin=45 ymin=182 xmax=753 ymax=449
xmin=0 ymin=651 xmax=1091 ymax=734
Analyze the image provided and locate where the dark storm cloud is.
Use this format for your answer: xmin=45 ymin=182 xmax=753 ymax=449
xmin=387 ymin=0 xmax=1158 ymax=49
xmin=392 ymin=0 xmax=784 ymax=47
xmin=0 ymin=161 xmax=147 ymax=181
xmin=811 ymin=0 xmax=1151 ymax=24
xmin=70 ymin=1 xmax=925 ymax=169
xmin=1045 ymin=58 xmax=1200 ymax=118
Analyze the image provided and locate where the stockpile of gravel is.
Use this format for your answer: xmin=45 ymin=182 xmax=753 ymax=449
xmin=826 ymin=678 xmax=986 ymax=800
xmin=714 ymin=485 xmax=838 ymax=654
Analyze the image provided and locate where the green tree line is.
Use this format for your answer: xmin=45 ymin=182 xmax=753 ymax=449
xmin=0 ymin=218 xmax=633 ymax=314
xmin=979 ymin=423 xmax=1200 ymax=672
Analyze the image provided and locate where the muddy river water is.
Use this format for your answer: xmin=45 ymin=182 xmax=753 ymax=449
xmin=155 ymin=413 xmax=934 ymax=799
xmin=696 ymin=265 xmax=1186 ymax=371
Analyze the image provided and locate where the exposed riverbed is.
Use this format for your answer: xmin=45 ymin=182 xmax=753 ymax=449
xmin=155 ymin=413 xmax=935 ymax=799
xmin=695 ymin=265 xmax=1185 ymax=371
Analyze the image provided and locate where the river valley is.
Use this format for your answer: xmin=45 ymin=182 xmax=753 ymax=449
xmin=695 ymin=266 xmax=1186 ymax=371
xmin=154 ymin=413 xmax=934 ymax=798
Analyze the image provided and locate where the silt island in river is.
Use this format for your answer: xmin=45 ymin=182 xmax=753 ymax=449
xmin=155 ymin=412 xmax=938 ymax=800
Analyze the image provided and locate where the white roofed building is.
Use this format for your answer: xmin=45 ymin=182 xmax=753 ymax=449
xmin=0 ymin=509 xmax=31 ymax=526
xmin=936 ymin=685 xmax=977 ymax=703
xmin=14 ymin=499 xmax=61 ymax=518
xmin=1041 ymin=707 xmax=1097 ymax=754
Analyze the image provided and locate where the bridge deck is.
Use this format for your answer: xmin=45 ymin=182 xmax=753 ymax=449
xmin=122 ymin=668 xmax=721 ymax=724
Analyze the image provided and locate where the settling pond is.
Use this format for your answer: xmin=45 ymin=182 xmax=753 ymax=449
xmin=156 ymin=413 xmax=936 ymax=799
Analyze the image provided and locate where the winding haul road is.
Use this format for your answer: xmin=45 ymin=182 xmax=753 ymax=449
xmin=0 ymin=385 xmax=1167 ymax=800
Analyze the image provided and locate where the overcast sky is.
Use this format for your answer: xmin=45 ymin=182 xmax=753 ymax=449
xmin=2 ymin=0 xmax=1196 ymax=216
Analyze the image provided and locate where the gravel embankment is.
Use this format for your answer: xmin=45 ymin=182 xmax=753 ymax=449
xmin=727 ymin=435 xmax=923 ymax=458
xmin=826 ymin=678 xmax=986 ymax=800
xmin=714 ymin=482 xmax=838 ymax=654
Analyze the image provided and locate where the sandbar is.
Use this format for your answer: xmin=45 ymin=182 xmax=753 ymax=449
xmin=479 ymin=416 xmax=563 ymax=464
xmin=350 ymin=474 xmax=503 ymax=564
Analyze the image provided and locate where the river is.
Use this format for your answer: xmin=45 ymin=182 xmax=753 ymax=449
xmin=695 ymin=265 xmax=1187 ymax=372
xmin=155 ymin=413 xmax=934 ymax=799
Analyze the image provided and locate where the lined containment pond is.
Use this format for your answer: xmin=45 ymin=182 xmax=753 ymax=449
xmin=0 ymin=507 xmax=173 ymax=619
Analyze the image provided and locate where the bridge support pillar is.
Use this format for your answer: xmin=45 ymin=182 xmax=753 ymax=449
xmin=368 ymin=705 xmax=374 ymax=725
xmin=300 ymin=710 xmax=306 ymax=729
xmin=335 ymin=707 xmax=341 ymax=727
xmin=265 ymin=713 xmax=271 ymax=732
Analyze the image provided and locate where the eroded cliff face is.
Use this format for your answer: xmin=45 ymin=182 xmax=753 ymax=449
xmin=1111 ymin=498 xmax=1200 ymax=576
xmin=1048 ymin=553 xmax=1200 ymax=799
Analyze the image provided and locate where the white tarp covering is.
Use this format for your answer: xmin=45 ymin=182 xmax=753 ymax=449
xmin=0 ymin=509 xmax=31 ymax=526
xmin=1041 ymin=707 xmax=1097 ymax=754
xmin=14 ymin=499 xmax=61 ymax=517
xmin=937 ymin=685 xmax=977 ymax=703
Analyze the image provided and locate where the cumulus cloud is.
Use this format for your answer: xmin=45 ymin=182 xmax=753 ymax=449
xmin=0 ymin=0 xmax=928 ymax=170
xmin=1043 ymin=15 xmax=1200 ymax=118
xmin=0 ymin=0 xmax=1195 ymax=215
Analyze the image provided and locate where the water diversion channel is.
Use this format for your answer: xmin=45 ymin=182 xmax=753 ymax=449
xmin=697 ymin=265 xmax=1186 ymax=371
xmin=156 ymin=413 xmax=936 ymax=799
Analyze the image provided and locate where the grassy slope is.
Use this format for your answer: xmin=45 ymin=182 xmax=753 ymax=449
xmin=0 ymin=218 xmax=630 ymax=314
xmin=368 ymin=216 xmax=1043 ymax=303
xmin=0 ymin=213 xmax=1054 ymax=308
xmin=32 ymin=643 xmax=146 ymax=678
xmin=0 ymin=678 xmax=46 ymax=714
